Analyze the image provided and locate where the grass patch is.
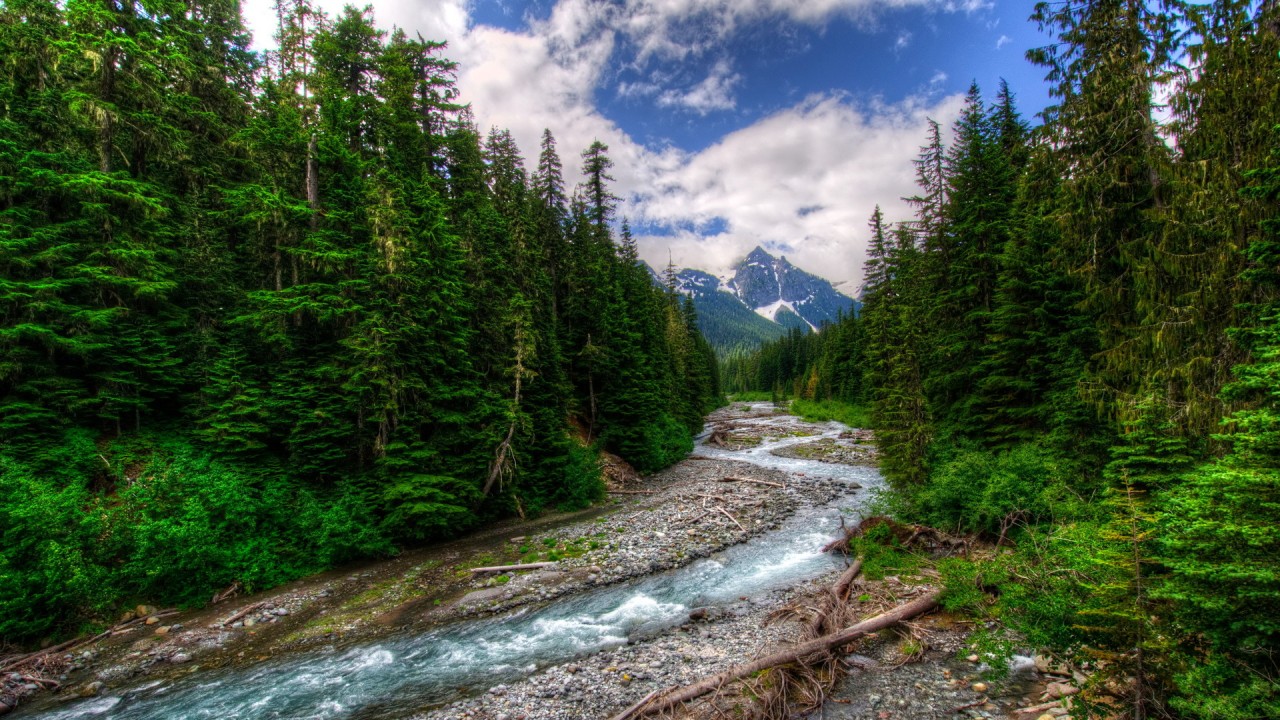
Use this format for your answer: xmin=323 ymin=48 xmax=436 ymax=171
xmin=789 ymin=399 xmax=871 ymax=428
xmin=727 ymin=391 xmax=776 ymax=402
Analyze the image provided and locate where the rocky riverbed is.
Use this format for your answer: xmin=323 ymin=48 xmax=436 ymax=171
xmin=9 ymin=403 xmax=1081 ymax=720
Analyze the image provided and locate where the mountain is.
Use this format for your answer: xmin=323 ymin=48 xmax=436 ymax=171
xmin=667 ymin=246 xmax=859 ymax=354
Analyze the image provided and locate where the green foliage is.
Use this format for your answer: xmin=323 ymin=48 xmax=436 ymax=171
xmin=0 ymin=0 xmax=717 ymax=643
xmin=607 ymin=411 xmax=694 ymax=475
xmin=380 ymin=474 xmax=480 ymax=542
xmin=788 ymin=399 xmax=870 ymax=428
xmin=846 ymin=522 xmax=924 ymax=580
xmin=907 ymin=442 xmax=1080 ymax=536
xmin=0 ymin=435 xmax=394 ymax=642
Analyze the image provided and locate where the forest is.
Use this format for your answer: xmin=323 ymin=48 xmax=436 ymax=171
xmin=0 ymin=0 xmax=720 ymax=644
xmin=729 ymin=2 xmax=1280 ymax=717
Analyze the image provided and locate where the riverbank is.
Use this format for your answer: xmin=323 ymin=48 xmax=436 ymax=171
xmin=11 ymin=403 xmax=1076 ymax=720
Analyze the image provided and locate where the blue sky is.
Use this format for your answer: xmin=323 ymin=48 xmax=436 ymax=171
xmin=242 ymin=1 xmax=1053 ymax=289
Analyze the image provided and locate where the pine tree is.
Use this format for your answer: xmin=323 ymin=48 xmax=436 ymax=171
xmin=1028 ymin=0 xmax=1178 ymax=423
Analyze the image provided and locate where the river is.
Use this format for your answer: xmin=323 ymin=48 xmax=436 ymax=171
xmin=25 ymin=404 xmax=881 ymax=720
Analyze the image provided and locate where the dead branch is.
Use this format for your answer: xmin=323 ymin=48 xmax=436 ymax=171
xmin=678 ymin=511 xmax=711 ymax=527
xmin=0 ymin=608 xmax=171 ymax=674
xmin=469 ymin=562 xmax=556 ymax=574
xmin=822 ymin=516 xmax=966 ymax=556
xmin=211 ymin=581 xmax=243 ymax=605
xmin=220 ymin=601 xmax=266 ymax=628
xmin=809 ymin=558 xmax=864 ymax=636
xmin=1014 ymin=700 xmax=1067 ymax=716
xmin=715 ymin=506 xmax=746 ymax=532
xmin=953 ymin=696 xmax=990 ymax=712
xmin=610 ymin=590 xmax=941 ymax=720
xmin=719 ymin=477 xmax=785 ymax=489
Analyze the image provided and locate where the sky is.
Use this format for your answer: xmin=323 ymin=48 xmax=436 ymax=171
xmin=241 ymin=0 xmax=1052 ymax=292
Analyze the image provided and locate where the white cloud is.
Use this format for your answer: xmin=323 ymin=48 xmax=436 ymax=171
xmin=996 ymin=34 xmax=1012 ymax=49
xmin=240 ymin=0 xmax=974 ymax=288
xmin=895 ymin=31 xmax=912 ymax=51
xmin=632 ymin=92 xmax=967 ymax=289
xmin=656 ymin=59 xmax=741 ymax=115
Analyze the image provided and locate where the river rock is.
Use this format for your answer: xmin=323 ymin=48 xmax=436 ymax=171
xmin=243 ymin=618 xmax=256 ymax=628
xmin=170 ymin=653 xmax=192 ymax=664
xmin=80 ymin=681 xmax=104 ymax=697
xmin=136 ymin=604 xmax=157 ymax=617
xmin=145 ymin=616 xmax=160 ymax=625
xmin=459 ymin=588 xmax=505 ymax=607
xmin=273 ymin=608 xmax=290 ymax=617
xmin=1044 ymin=681 xmax=1078 ymax=699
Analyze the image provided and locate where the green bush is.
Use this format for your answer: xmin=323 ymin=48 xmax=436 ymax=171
xmin=789 ymin=398 xmax=871 ymax=428
xmin=550 ymin=442 xmax=605 ymax=510
xmin=909 ymin=442 xmax=1080 ymax=536
xmin=380 ymin=473 xmax=480 ymax=542
xmin=608 ymin=411 xmax=693 ymax=474
xmin=0 ymin=434 xmax=398 ymax=643
xmin=0 ymin=456 xmax=112 ymax=640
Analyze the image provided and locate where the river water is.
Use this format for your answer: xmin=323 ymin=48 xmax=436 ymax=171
xmin=28 ymin=405 xmax=882 ymax=720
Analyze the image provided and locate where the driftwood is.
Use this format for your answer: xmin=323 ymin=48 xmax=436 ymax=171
xmin=220 ymin=601 xmax=266 ymax=628
xmin=611 ymin=590 xmax=941 ymax=720
xmin=821 ymin=516 xmax=966 ymax=556
xmin=1014 ymin=699 xmax=1068 ymax=716
xmin=468 ymin=562 xmax=556 ymax=574
xmin=719 ymin=477 xmax=786 ymax=489
xmin=0 ymin=607 xmax=172 ymax=674
xmin=211 ymin=581 xmax=243 ymax=605
xmin=808 ymin=558 xmax=863 ymax=636
xmin=715 ymin=506 xmax=746 ymax=532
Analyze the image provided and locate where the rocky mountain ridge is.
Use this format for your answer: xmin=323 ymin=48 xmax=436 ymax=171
xmin=664 ymin=246 xmax=858 ymax=353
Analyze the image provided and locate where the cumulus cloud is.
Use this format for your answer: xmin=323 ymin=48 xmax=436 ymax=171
xmin=996 ymin=34 xmax=1012 ymax=49
xmin=241 ymin=0 xmax=975 ymax=287
xmin=631 ymin=92 xmax=967 ymax=289
xmin=656 ymin=59 xmax=741 ymax=115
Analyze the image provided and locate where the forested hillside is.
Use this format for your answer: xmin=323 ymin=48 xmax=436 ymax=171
xmin=0 ymin=0 xmax=719 ymax=644
xmin=730 ymin=2 xmax=1280 ymax=717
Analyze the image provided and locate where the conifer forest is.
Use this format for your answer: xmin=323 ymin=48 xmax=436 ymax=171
xmin=0 ymin=0 xmax=718 ymax=645
xmin=726 ymin=2 xmax=1280 ymax=716
xmin=2 ymin=1 xmax=1280 ymax=718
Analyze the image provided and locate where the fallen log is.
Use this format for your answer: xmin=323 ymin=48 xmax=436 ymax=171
xmin=719 ymin=477 xmax=785 ymax=489
xmin=611 ymin=589 xmax=941 ymax=720
xmin=468 ymin=562 xmax=556 ymax=574
xmin=808 ymin=558 xmax=863 ymax=636
xmin=220 ymin=601 xmax=266 ymax=628
xmin=0 ymin=608 xmax=166 ymax=674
